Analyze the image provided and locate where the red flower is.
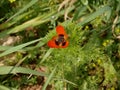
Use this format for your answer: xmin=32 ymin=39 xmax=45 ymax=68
xmin=47 ymin=25 xmax=69 ymax=48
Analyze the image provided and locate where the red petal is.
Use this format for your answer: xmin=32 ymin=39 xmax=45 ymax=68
xmin=61 ymin=41 xmax=69 ymax=48
xmin=47 ymin=36 xmax=60 ymax=48
xmin=47 ymin=39 xmax=69 ymax=48
xmin=47 ymin=40 xmax=59 ymax=48
xmin=56 ymin=25 xmax=68 ymax=38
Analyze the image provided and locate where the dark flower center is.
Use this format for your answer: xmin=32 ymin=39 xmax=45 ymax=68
xmin=55 ymin=34 xmax=66 ymax=46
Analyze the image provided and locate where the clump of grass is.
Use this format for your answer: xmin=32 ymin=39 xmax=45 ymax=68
xmin=0 ymin=0 xmax=120 ymax=90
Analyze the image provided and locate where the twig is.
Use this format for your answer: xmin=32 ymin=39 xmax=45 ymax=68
xmin=58 ymin=0 xmax=77 ymax=20
xmin=112 ymin=13 xmax=119 ymax=38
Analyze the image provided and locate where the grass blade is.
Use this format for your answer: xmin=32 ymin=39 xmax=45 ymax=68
xmin=0 ymin=38 xmax=42 ymax=57
xmin=42 ymin=66 xmax=56 ymax=90
xmin=0 ymin=85 xmax=17 ymax=90
xmin=0 ymin=46 xmax=12 ymax=51
xmin=7 ymin=0 xmax=38 ymax=22
xmin=0 ymin=66 xmax=48 ymax=77
xmin=40 ymin=48 xmax=54 ymax=64
xmin=77 ymin=6 xmax=111 ymax=26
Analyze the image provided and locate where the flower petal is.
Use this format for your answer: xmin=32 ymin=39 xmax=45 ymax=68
xmin=56 ymin=25 xmax=67 ymax=37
